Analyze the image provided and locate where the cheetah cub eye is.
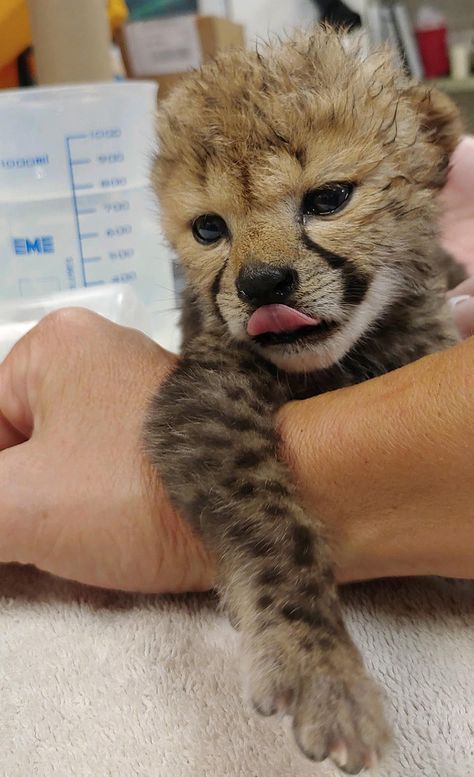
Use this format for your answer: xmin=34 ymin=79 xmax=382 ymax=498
xmin=192 ymin=214 xmax=229 ymax=245
xmin=302 ymin=182 xmax=354 ymax=218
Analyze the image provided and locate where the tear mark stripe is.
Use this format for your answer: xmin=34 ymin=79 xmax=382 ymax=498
xmin=301 ymin=233 xmax=370 ymax=306
xmin=301 ymin=233 xmax=348 ymax=269
xmin=211 ymin=263 xmax=227 ymax=323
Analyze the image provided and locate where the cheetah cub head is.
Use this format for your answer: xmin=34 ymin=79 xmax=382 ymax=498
xmin=154 ymin=27 xmax=461 ymax=372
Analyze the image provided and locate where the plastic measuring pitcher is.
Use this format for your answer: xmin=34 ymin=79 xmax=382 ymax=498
xmin=0 ymin=81 xmax=176 ymax=331
xmin=0 ymin=283 xmax=164 ymax=363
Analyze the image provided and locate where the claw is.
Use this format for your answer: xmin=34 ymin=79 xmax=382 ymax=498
xmin=365 ymin=749 xmax=379 ymax=770
xmin=330 ymin=741 xmax=348 ymax=769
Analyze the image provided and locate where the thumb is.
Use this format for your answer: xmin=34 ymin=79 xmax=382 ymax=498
xmin=0 ymin=331 xmax=36 ymax=448
xmin=0 ymin=332 xmax=42 ymax=563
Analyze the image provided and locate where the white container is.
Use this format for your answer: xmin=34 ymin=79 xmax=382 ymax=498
xmin=0 ymin=284 xmax=159 ymax=363
xmin=0 ymin=82 xmax=176 ymax=332
xmin=449 ymin=42 xmax=471 ymax=80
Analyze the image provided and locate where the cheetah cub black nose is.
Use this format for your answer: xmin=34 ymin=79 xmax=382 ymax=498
xmin=236 ymin=263 xmax=299 ymax=307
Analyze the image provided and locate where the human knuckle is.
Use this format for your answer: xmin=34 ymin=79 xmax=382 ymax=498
xmin=39 ymin=307 xmax=102 ymax=339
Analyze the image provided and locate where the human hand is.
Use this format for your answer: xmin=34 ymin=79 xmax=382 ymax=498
xmin=0 ymin=309 xmax=213 ymax=593
xmin=440 ymin=135 xmax=474 ymax=338
xmin=441 ymin=135 xmax=474 ymax=274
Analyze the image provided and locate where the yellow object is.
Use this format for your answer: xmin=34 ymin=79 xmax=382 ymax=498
xmin=0 ymin=0 xmax=128 ymax=72
xmin=109 ymin=0 xmax=129 ymax=29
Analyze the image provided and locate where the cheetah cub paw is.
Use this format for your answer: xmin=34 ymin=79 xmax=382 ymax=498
xmin=244 ymin=624 xmax=390 ymax=774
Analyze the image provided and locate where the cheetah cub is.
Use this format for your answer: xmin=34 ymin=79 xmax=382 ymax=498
xmin=146 ymin=27 xmax=462 ymax=773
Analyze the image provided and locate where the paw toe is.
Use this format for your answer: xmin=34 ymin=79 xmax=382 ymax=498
xmin=294 ymin=725 xmax=330 ymax=763
xmin=252 ymin=687 xmax=295 ymax=717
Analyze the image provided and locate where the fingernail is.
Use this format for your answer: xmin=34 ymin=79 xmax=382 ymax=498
xmin=448 ymin=295 xmax=472 ymax=309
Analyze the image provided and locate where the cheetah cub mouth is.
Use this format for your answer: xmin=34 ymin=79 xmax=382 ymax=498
xmin=247 ymin=302 xmax=338 ymax=345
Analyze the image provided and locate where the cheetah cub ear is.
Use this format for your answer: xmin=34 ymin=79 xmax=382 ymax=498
xmin=409 ymin=84 xmax=463 ymax=154
xmin=353 ymin=46 xmax=461 ymax=189
xmin=404 ymin=84 xmax=463 ymax=187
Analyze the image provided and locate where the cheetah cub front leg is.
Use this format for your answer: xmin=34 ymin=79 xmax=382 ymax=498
xmin=146 ymin=337 xmax=390 ymax=773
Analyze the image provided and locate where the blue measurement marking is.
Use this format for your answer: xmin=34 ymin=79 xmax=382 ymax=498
xmin=67 ymin=133 xmax=88 ymax=141
xmin=77 ymin=208 xmax=96 ymax=215
xmin=87 ymin=280 xmax=105 ymax=286
xmin=84 ymin=256 xmax=101 ymax=263
xmin=65 ymin=135 xmax=88 ymax=286
xmin=71 ymin=158 xmax=92 ymax=165
xmin=80 ymin=232 xmax=99 ymax=240
xmin=74 ymin=182 xmax=94 ymax=190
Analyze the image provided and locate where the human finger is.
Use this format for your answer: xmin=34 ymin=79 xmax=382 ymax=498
xmin=0 ymin=409 xmax=27 ymax=450
xmin=449 ymin=294 xmax=474 ymax=339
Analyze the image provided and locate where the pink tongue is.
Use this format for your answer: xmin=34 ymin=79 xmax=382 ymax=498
xmin=247 ymin=304 xmax=321 ymax=337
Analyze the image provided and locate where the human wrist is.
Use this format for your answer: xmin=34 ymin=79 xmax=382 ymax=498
xmin=276 ymin=391 xmax=385 ymax=583
xmin=141 ymin=455 xmax=215 ymax=593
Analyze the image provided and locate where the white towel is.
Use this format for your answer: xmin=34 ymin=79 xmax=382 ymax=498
xmin=0 ymin=563 xmax=472 ymax=777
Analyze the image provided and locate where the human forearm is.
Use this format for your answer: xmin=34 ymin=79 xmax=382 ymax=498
xmin=277 ymin=337 xmax=474 ymax=583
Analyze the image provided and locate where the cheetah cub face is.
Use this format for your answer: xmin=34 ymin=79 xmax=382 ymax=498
xmin=155 ymin=28 xmax=461 ymax=372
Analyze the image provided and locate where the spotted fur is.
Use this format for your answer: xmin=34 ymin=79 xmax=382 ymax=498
xmin=146 ymin=27 xmax=462 ymax=773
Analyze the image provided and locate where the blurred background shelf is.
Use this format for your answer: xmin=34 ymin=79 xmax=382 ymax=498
xmin=426 ymin=76 xmax=474 ymax=94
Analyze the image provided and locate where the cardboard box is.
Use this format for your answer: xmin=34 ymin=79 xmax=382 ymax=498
xmin=119 ymin=15 xmax=245 ymax=98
